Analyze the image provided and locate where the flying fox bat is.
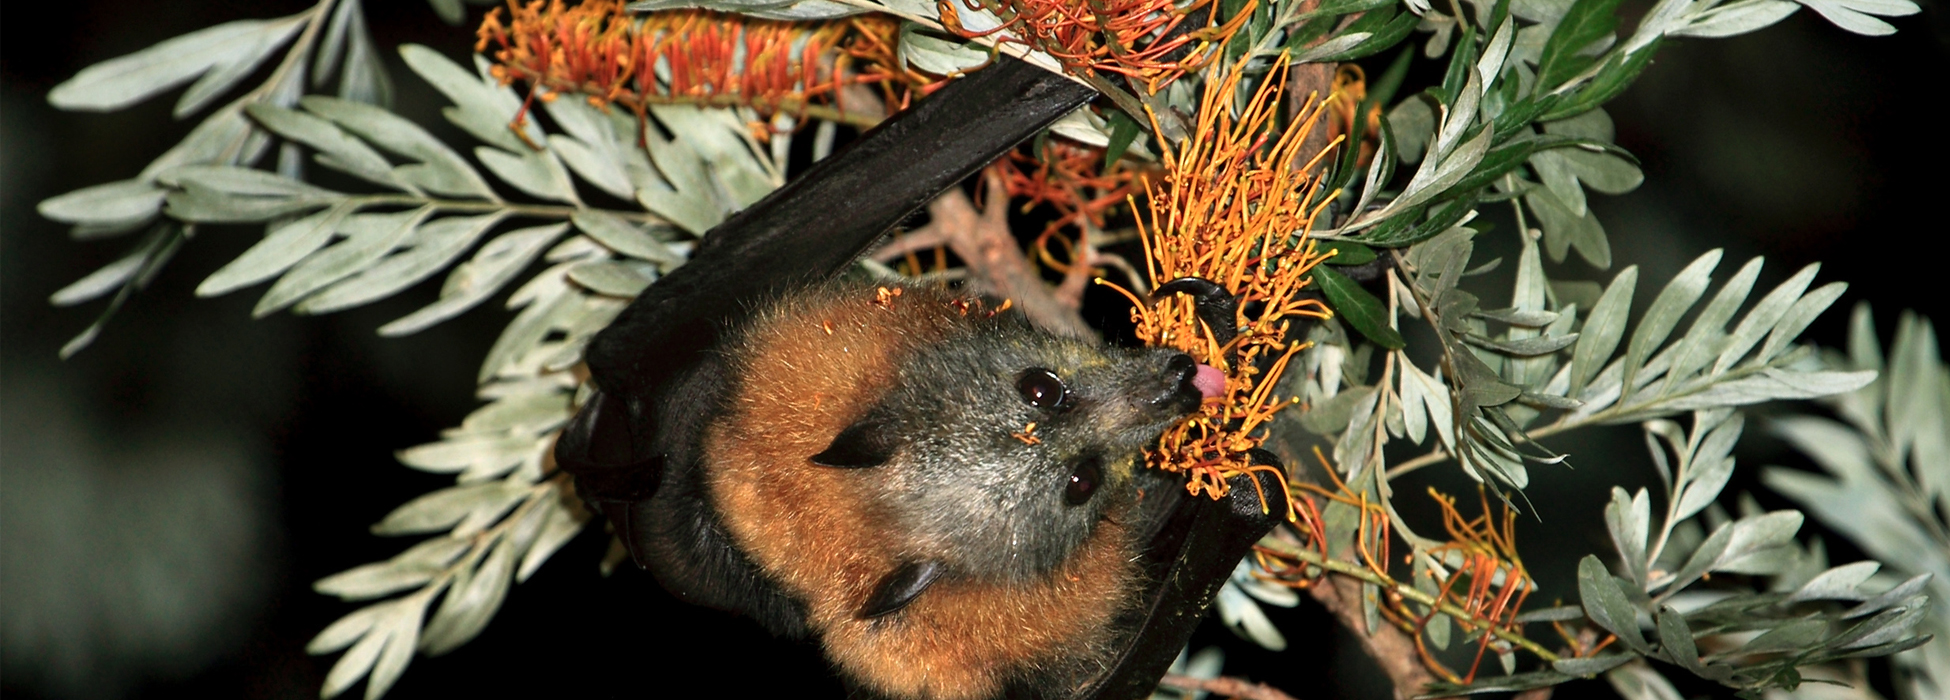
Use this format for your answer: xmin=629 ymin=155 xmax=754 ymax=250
xmin=554 ymin=55 xmax=1284 ymax=700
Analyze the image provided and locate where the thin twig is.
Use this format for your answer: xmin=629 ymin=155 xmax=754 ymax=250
xmin=1308 ymin=571 xmax=1436 ymax=700
xmin=869 ymin=229 xmax=952 ymax=263
xmin=911 ymin=171 xmax=1096 ymax=338
xmin=1158 ymin=674 xmax=1302 ymax=700
xmin=1263 ymin=537 xmax=1564 ymax=665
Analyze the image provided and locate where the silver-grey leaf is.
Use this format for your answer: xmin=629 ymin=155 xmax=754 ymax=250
xmin=255 ymin=206 xmax=432 ymax=316
xmin=1526 ymin=185 xmax=1610 ymax=267
xmin=1624 ymin=250 xmax=1722 ymax=398
xmin=1712 ymin=263 xmax=1819 ymax=374
xmin=49 ymin=249 xmax=146 ymax=307
xmin=1756 ymin=281 xmax=1848 ymax=365
xmin=297 ymin=212 xmax=508 ymax=314
xmin=167 ymin=164 xmax=340 ymax=197
xmin=302 ymin=96 xmax=497 ymax=200
xmin=420 ymin=532 xmax=516 ymax=655
xmin=476 ymin=147 xmax=581 ymax=205
xmin=1786 ymin=561 xmax=1881 ymax=602
xmin=37 ymin=179 xmax=167 ymax=225
xmin=567 ymin=261 xmax=656 ymax=298
xmin=571 ymin=210 xmax=683 ymax=268
xmin=1664 ymin=257 xmax=1762 ymax=386
xmin=398 ymin=46 xmax=531 ymax=152
xmin=899 ymin=22 xmax=991 ymax=74
xmin=372 ymin=479 xmax=529 ymax=536
xmin=362 ymin=595 xmax=424 ymax=700
xmin=1466 ymin=332 xmax=1581 ymax=356
xmin=1388 ymin=98 xmax=1435 ymax=166
xmin=48 ymin=15 xmax=305 ymax=112
xmin=319 ymin=596 xmax=411 ymax=698
xmin=517 ymin=496 xmax=588 ymax=582
xmin=1671 ymin=0 xmax=1799 ymax=37
xmin=308 ymin=602 xmax=387 ymax=655
xmin=312 ymin=535 xmax=465 ymax=601
xmin=1650 ymin=369 xmax=1876 ymax=412
xmin=1571 ymin=266 xmax=1637 ymax=396
xmin=312 ymin=0 xmax=359 ymax=86
xmin=198 ymin=203 xmax=356 ymax=297
xmin=396 ymin=434 xmax=533 ymax=475
xmin=549 ymin=135 xmax=633 ymax=200
xmin=246 ymin=103 xmax=407 ymax=190
xmin=173 ymin=19 xmax=301 ymax=117
xmin=379 ymin=223 xmax=569 ymax=336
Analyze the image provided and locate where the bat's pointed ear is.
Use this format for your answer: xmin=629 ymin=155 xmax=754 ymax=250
xmin=811 ymin=413 xmax=900 ymax=468
xmin=859 ymin=560 xmax=944 ymax=619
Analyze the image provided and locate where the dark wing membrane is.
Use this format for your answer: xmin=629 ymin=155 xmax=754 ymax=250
xmin=1075 ymin=467 xmax=1285 ymax=700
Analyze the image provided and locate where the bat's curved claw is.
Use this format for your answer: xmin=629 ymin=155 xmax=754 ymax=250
xmin=1153 ymin=277 xmax=1242 ymax=348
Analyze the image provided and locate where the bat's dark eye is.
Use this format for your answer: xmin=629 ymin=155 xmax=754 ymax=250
xmin=1017 ymin=368 xmax=1070 ymax=410
xmin=1065 ymin=455 xmax=1102 ymax=506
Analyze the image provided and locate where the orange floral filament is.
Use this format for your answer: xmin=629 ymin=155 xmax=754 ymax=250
xmin=939 ymin=0 xmax=1254 ymax=91
xmin=1100 ymin=54 xmax=1336 ymax=503
xmin=478 ymin=1 xmax=937 ymax=135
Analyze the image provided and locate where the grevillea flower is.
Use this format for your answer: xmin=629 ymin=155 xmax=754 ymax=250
xmin=939 ymin=0 xmax=1253 ymax=91
xmin=478 ymin=1 xmax=931 ymax=134
xmin=1100 ymin=55 xmax=1336 ymax=502
xmin=991 ymin=141 xmax=1145 ymax=273
xmin=1324 ymin=64 xmax=1384 ymax=169
xmin=1261 ymin=477 xmax=1539 ymax=684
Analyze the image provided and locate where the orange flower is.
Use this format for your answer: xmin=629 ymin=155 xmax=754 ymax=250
xmin=938 ymin=0 xmax=1253 ymax=91
xmin=1100 ymin=54 xmax=1337 ymax=503
xmin=1324 ymin=64 xmax=1384 ymax=170
xmin=479 ymin=1 xmax=934 ymax=135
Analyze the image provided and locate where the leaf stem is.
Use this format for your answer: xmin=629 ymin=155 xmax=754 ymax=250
xmin=307 ymin=194 xmax=668 ymax=225
xmin=1263 ymin=537 xmax=1564 ymax=663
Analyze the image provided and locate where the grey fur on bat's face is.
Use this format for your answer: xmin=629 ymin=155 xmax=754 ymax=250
xmin=827 ymin=318 xmax=1205 ymax=584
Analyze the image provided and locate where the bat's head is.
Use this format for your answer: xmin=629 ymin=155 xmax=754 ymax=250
xmin=811 ymin=314 xmax=1223 ymax=584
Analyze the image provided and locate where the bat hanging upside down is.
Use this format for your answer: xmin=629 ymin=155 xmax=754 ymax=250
xmin=555 ymin=57 xmax=1285 ymax=700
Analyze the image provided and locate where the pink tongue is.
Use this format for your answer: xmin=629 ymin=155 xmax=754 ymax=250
xmin=1192 ymin=364 xmax=1227 ymax=400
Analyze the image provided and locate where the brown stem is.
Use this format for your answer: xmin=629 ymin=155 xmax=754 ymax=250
xmin=1307 ymin=575 xmax=1437 ymax=700
xmin=910 ymin=171 xmax=1095 ymax=339
xmin=1157 ymin=674 xmax=1302 ymax=700
xmin=869 ymin=229 xmax=952 ymax=263
xmin=1285 ymin=0 xmax=1337 ymax=175
xmin=1050 ymin=223 xmax=1098 ymax=309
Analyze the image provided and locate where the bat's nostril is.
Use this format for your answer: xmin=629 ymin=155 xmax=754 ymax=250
xmin=1164 ymin=353 xmax=1196 ymax=382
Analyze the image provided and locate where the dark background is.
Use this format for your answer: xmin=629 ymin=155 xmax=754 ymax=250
xmin=2 ymin=1 xmax=1945 ymax=698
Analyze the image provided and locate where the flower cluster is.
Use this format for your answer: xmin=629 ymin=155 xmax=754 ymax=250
xmin=992 ymin=141 xmax=1147 ymax=276
xmin=939 ymin=0 xmax=1251 ymax=91
xmin=1101 ymin=56 xmax=1335 ymax=501
xmin=1264 ymin=470 xmax=1545 ymax=684
xmin=478 ymin=1 xmax=928 ymax=132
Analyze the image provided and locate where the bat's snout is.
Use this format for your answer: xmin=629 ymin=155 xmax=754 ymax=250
xmin=1149 ymin=353 xmax=1209 ymax=414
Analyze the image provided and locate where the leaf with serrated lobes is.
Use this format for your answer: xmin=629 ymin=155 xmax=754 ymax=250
xmin=48 ymin=16 xmax=305 ymax=112
xmin=1578 ymin=555 xmax=1650 ymax=653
